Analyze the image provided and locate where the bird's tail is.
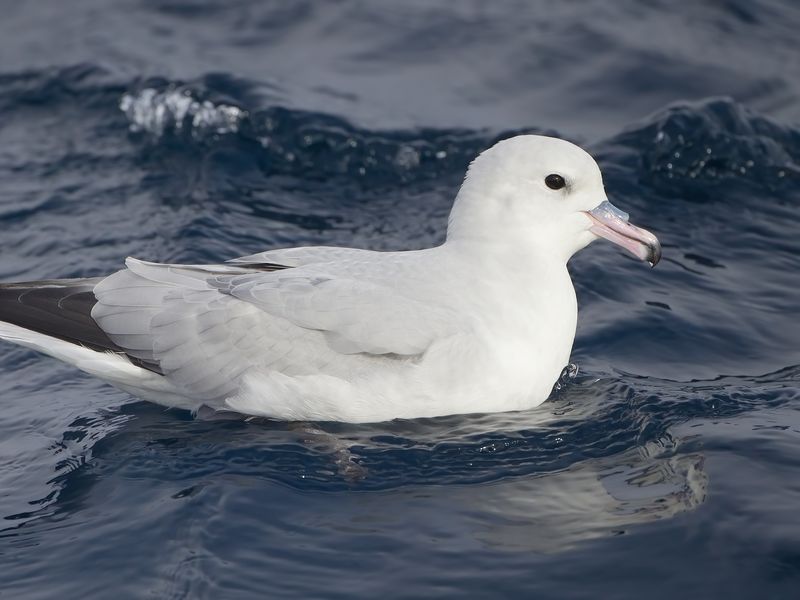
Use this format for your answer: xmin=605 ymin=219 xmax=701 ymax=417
xmin=0 ymin=278 xmax=160 ymax=374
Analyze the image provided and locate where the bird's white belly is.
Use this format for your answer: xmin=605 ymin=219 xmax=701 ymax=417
xmin=223 ymin=298 xmax=577 ymax=423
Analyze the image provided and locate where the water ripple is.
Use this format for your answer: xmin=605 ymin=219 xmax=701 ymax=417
xmin=2 ymin=12 xmax=800 ymax=591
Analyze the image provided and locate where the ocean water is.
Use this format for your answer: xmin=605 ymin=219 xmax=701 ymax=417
xmin=1 ymin=1 xmax=799 ymax=598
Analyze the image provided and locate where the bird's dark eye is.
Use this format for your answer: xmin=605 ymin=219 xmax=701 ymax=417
xmin=545 ymin=174 xmax=566 ymax=190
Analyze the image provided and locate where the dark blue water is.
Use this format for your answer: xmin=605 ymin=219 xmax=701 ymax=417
xmin=1 ymin=1 xmax=800 ymax=598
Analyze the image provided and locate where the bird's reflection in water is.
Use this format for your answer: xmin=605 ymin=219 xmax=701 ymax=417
xmin=467 ymin=446 xmax=706 ymax=553
xmin=4 ymin=373 xmax=710 ymax=553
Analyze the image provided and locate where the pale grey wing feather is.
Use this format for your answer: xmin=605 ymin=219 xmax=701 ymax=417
xmin=92 ymin=255 xmax=457 ymax=402
xmin=228 ymin=246 xmax=377 ymax=267
xmin=91 ymin=258 xmax=331 ymax=401
xmin=213 ymin=267 xmax=459 ymax=356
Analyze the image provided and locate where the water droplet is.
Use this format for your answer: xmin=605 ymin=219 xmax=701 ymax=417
xmin=394 ymin=145 xmax=420 ymax=169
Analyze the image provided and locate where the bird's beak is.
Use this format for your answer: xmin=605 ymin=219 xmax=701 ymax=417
xmin=585 ymin=201 xmax=661 ymax=267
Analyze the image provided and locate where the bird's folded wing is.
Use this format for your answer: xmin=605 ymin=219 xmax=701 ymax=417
xmin=91 ymin=259 xmax=278 ymax=400
xmin=90 ymin=257 xmax=458 ymax=399
xmin=211 ymin=266 xmax=459 ymax=356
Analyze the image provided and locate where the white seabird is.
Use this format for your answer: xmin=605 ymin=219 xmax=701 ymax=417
xmin=0 ymin=135 xmax=661 ymax=422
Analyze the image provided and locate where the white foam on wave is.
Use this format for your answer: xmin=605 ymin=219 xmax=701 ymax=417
xmin=120 ymin=88 xmax=247 ymax=138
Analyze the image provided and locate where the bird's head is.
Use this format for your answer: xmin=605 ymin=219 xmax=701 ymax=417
xmin=448 ymin=135 xmax=661 ymax=267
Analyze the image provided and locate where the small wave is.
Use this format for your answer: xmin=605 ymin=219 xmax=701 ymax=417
xmin=607 ymin=97 xmax=800 ymax=197
xmin=0 ymin=64 xmax=121 ymax=113
xmin=118 ymin=81 xmax=506 ymax=188
xmin=120 ymin=87 xmax=247 ymax=138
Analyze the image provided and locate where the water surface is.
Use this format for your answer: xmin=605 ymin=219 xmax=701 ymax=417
xmin=1 ymin=1 xmax=799 ymax=598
